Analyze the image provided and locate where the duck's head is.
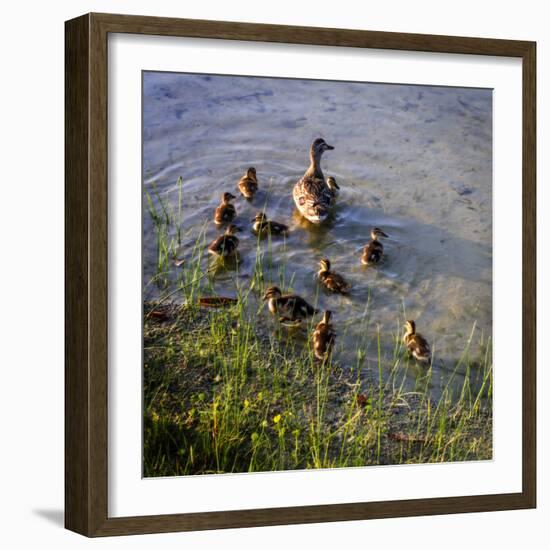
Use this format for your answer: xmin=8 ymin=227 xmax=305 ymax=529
xmin=319 ymin=258 xmax=331 ymax=272
xmin=262 ymin=286 xmax=282 ymax=301
xmin=322 ymin=310 xmax=333 ymax=324
xmin=310 ymin=138 xmax=334 ymax=158
xmin=225 ymin=224 xmax=241 ymax=235
xmin=246 ymin=167 xmax=257 ymax=181
xmin=404 ymin=320 xmax=416 ymax=335
xmin=252 ymin=212 xmax=267 ymax=223
xmin=327 ymin=177 xmax=340 ymax=194
xmin=371 ymin=227 xmax=389 ymax=240
xmin=222 ymin=192 xmax=236 ymax=203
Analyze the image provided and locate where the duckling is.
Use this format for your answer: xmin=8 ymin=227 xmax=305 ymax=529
xmin=361 ymin=227 xmax=389 ymax=265
xmin=326 ymin=176 xmax=340 ymax=199
xmin=237 ymin=167 xmax=258 ymax=199
xmin=292 ymin=138 xmax=335 ymax=223
xmin=262 ymin=285 xmax=318 ymax=325
xmin=214 ymin=192 xmax=237 ymax=225
xmin=312 ymin=310 xmax=336 ymax=361
xmin=403 ymin=320 xmax=431 ymax=363
xmin=251 ymin=212 xmax=289 ymax=237
xmin=207 ymin=224 xmax=241 ymax=258
xmin=317 ymin=258 xmax=351 ymax=294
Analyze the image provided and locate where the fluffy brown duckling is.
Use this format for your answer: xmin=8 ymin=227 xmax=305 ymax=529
xmin=237 ymin=167 xmax=258 ymax=199
xmin=317 ymin=258 xmax=351 ymax=294
xmin=214 ymin=192 xmax=237 ymax=225
xmin=402 ymin=320 xmax=431 ymax=363
xmin=262 ymin=285 xmax=318 ymax=325
xmin=312 ymin=310 xmax=336 ymax=361
xmin=207 ymin=224 xmax=241 ymax=258
xmin=252 ymin=212 xmax=289 ymax=237
xmin=326 ymin=176 xmax=340 ymax=199
xmin=361 ymin=227 xmax=389 ymax=265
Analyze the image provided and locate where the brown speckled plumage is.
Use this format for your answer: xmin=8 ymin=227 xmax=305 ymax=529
xmin=318 ymin=258 xmax=351 ymax=294
xmin=262 ymin=286 xmax=318 ymax=325
xmin=312 ymin=310 xmax=336 ymax=361
xmin=207 ymin=224 xmax=241 ymax=257
xmin=214 ymin=192 xmax=236 ymax=225
xmin=361 ymin=227 xmax=389 ymax=265
xmin=403 ymin=320 xmax=431 ymax=363
xmin=326 ymin=176 xmax=340 ymax=198
xmin=237 ymin=167 xmax=258 ymax=199
xmin=293 ymin=138 xmax=335 ymax=223
xmin=252 ymin=212 xmax=289 ymax=237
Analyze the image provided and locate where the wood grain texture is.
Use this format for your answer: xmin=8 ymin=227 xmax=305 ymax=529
xmin=65 ymin=12 xmax=537 ymax=537
xmin=521 ymin=42 xmax=537 ymax=508
xmin=65 ymin=14 xmax=90 ymax=535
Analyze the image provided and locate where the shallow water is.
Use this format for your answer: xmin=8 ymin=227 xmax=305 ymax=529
xmin=143 ymin=72 xmax=492 ymax=399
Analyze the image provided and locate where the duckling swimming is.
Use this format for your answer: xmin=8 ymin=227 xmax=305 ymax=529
xmin=252 ymin=212 xmax=289 ymax=237
xmin=214 ymin=192 xmax=237 ymax=225
xmin=403 ymin=320 xmax=431 ymax=363
xmin=292 ymin=138 xmax=335 ymax=224
xmin=361 ymin=227 xmax=389 ymax=265
xmin=237 ymin=167 xmax=258 ymax=200
xmin=262 ymin=285 xmax=318 ymax=325
xmin=207 ymin=224 xmax=241 ymax=258
xmin=317 ymin=258 xmax=351 ymax=294
xmin=312 ymin=310 xmax=336 ymax=361
xmin=326 ymin=177 xmax=340 ymax=199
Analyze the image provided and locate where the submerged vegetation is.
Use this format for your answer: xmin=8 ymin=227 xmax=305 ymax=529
xmin=143 ymin=180 xmax=493 ymax=477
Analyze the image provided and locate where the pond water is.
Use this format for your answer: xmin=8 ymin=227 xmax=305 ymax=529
xmin=143 ymin=71 xmax=493 ymax=400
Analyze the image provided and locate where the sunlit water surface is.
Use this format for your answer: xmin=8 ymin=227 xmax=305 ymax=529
xmin=143 ymin=72 xmax=492 ymax=400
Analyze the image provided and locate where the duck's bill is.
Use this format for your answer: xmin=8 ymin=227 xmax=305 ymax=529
xmin=279 ymin=318 xmax=303 ymax=328
xmin=307 ymin=213 xmax=329 ymax=224
xmin=325 ymin=144 xmax=334 ymax=150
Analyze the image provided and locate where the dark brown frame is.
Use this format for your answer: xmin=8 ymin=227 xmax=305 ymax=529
xmin=65 ymin=12 xmax=537 ymax=537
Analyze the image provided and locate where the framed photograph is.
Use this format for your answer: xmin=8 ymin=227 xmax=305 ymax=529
xmin=65 ymin=13 xmax=536 ymax=536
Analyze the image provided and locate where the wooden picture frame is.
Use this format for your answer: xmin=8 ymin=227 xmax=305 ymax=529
xmin=65 ymin=12 xmax=536 ymax=537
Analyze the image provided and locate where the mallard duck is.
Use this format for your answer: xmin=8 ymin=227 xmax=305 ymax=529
xmin=237 ymin=167 xmax=258 ymax=199
xmin=361 ymin=227 xmax=389 ymax=265
xmin=207 ymin=224 xmax=241 ymax=257
xmin=251 ymin=212 xmax=289 ymax=237
xmin=214 ymin=192 xmax=237 ymax=225
xmin=326 ymin=176 xmax=340 ymax=199
xmin=317 ymin=258 xmax=351 ymax=294
xmin=403 ymin=320 xmax=431 ymax=363
xmin=292 ymin=138 xmax=335 ymax=223
xmin=312 ymin=310 xmax=336 ymax=361
xmin=262 ymin=285 xmax=318 ymax=325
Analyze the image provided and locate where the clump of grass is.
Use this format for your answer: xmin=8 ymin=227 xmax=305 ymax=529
xmin=142 ymin=177 xmax=493 ymax=477
xmin=143 ymin=301 xmax=492 ymax=476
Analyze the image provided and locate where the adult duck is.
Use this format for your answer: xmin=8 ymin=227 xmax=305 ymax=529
xmin=292 ymin=138 xmax=335 ymax=223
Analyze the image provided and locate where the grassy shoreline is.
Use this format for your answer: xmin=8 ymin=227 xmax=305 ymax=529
xmin=144 ymin=300 xmax=492 ymax=477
